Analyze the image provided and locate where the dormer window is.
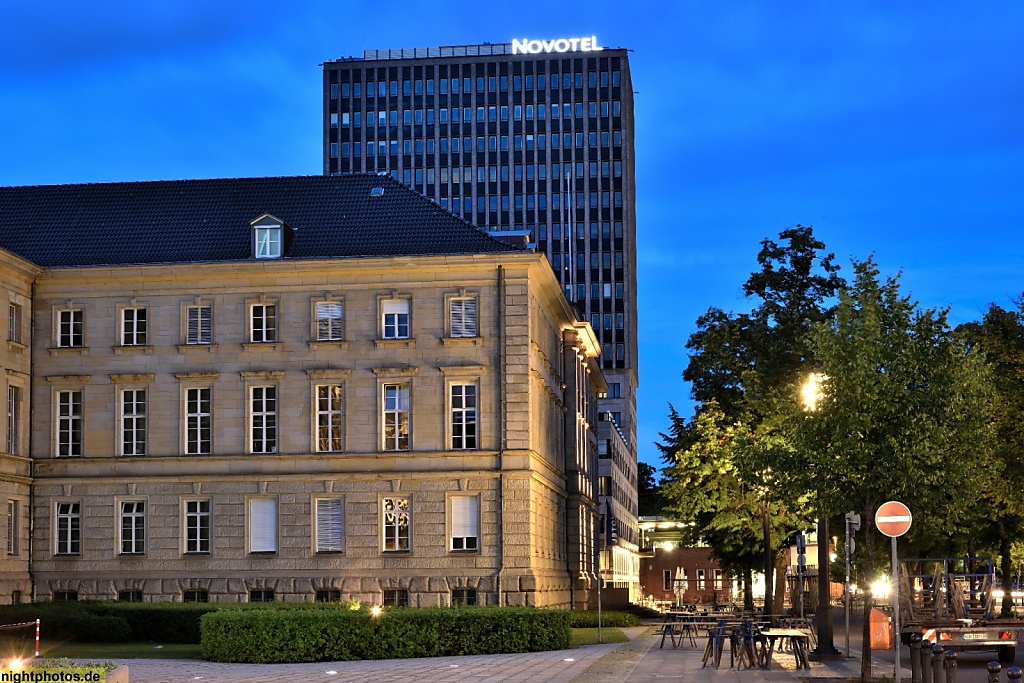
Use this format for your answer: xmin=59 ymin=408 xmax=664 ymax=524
xmin=251 ymin=214 xmax=287 ymax=259
xmin=255 ymin=225 xmax=281 ymax=258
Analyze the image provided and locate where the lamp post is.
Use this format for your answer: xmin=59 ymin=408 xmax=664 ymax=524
xmin=802 ymin=373 xmax=841 ymax=658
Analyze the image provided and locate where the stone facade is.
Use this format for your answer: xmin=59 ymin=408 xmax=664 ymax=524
xmin=0 ymin=250 xmax=37 ymax=604
xmin=3 ymin=245 xmax=603 ymax=607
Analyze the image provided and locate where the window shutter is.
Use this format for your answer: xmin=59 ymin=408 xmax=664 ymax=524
xmin=188 ymin=307 xmax=211 ymax=344
xmin=382 ymin=300 xmax=409 ymax=315
xmin=462 ymin=298 xmax=477 ymax=336
xmin=451 ymin=298 xmax=477 ymax=337
xmin=317 ymin=302 xmax=343 ymax=340
xmin=316 ymin=498 xmax=344 ymax=552
xmin=249 ymin=499 xmax=277 ymax=552
xmin=451 ymin=496 xmax=479 ymax=540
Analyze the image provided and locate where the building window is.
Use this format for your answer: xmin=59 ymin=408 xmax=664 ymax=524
xmin=450 ymin=495 xmax=479 ymax=551
xmin=382 ymin=384 xmax=410 ymax=451
xmin=250 ymin=304 xmax=277 ymax=343
xmin=120 ymin=501 xmax=145 ymax=554
xmin=251 ymin=387 xmax=277 ymax=454
xmin=121 ymin=308 xmax=147 ymax=346
xmin=56 ymin=390 xmax=83 ymax=457
xmin=249 ymin=590 xmax=275 ymax=602
xmin=57 ymin=309 xmax=83 ymax=348
xmin=449 ymin=297 xmax=477 ymax=337
xmin=381 ymin=299 xmax=410 ymax=339
xmin=7 ymin=386 xmax=21 ymax=455
xmin=249 ymin=498 xmax=278 ymax=553
xmin=663 ymin=570 xmax=672 ymax=591
xmin=714 ymin=569 xmax=724 ymax=590
xmin=6 ymin=500 xmax=18 ymax=556
xmin=8 ymin=303 xmax=21 ymax=344
xmin=186 ymin=305 xmax=212 ymax=345
xmin=121 ymin=389 xmax=147 ymax=456
xmin=254 ymin=225 xmax=282 ymax=259
xmin=118 ymin=590 xmax=143 ymax=602
xmin=185 ymin=500 xmax=211 ymax=554
xmin=315 ymin=498 xmax=344 ymax=553
xmin=451 ymin=588 xmax=477 ymax=606
xmin=316 ymin=302 xmax=344 ymax=341
xmin=55 ymin=502 xmax=81 ymax=555
xmin=382 ymin=497 xmax=410 ymax=552
xmin=183 ymin=589 xmax=209 ymax=603
xmin=383 ymin=589 xmax=409 ymax=607
xmin=450 ymin=384 xmax=477 ymax=450
xmin=52 ymin=591 xmax=78 ymax=602
xmin=697 ymin=569 xmax=706 ymax=591
xmin=316 ymin=385 xmax=344 ymax=453
xmin=316 ymin=589 xmax=341 ymax=603
xmin=185 ymin=388 xmax=212 ymax=455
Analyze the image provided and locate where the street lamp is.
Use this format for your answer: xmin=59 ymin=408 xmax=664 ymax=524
xmin=802 ymin=373 xmax=841 ymax=658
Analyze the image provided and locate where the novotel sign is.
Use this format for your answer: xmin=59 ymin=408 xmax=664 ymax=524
xmin=511 ymin=36 xmax=602 ymax=55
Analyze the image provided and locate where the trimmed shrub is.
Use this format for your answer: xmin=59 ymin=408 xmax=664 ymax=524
xmin=201 ymin=607 xmax=572 ymax=663
xmin=569 ymin=609 xmax=641 ymax=628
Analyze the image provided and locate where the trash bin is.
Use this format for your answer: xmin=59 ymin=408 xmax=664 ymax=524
xmin=869 ymin=607 xmax=893 ymax=650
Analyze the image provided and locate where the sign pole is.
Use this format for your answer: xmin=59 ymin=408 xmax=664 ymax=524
xmin=875 ymin=501 xmax=912 ymax=683
xmin=893 ymin=534 xmax=900 ymax=683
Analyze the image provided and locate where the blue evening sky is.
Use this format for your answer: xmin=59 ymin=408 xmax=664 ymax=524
xmin=2 ymin=2 xmax=1022 ymax=468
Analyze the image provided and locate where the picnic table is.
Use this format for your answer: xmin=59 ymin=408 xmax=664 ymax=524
xmin=759 ymin=628 xmax=811 ymax=670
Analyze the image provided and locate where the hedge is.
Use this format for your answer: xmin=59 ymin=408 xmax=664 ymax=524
xmin=0 ymin=601 xmax=221 ymax=643
xmin=200 ymin=607 xmax=572 ymax=663
xmin=569 ymin=609 xmax=641 ymax=628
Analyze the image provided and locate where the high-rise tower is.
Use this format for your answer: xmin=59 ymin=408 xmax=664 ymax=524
xmin=323 ymin=39 xmax=639 ymax=596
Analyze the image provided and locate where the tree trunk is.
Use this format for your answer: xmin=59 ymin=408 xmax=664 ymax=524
xmin=744 ymin=568 xmax=755 ymax=611
xmin=861 ymin=499 xmax=875 ymax=683
xmin=774 ymin=557 xmax=788 ymax=616
xmin=1001 ymin=532 xmax=1014 ymax=617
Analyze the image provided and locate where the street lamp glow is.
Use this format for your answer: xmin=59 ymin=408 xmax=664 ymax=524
xmin=801 ymin=373 xmax=824 ymax=411
xmin=370 ymin=606 xmax=383 ymax=617
xmin=871 ymin=578 xmax=891 ymax=598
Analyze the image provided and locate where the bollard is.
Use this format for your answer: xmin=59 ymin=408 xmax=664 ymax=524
xmin=944 ymin=650 xmax=958 ymax=683
xmin=1007 ymin=667 xmax=1022 ymax=683
xmin=987 ymin=661 xmax=1001 ymax=683
xmin=922 ymin=640 xmax=934 ymax=683
xmin=911 ymin=634 xmax=923 ymax=683
xmin=933 ymin=645 xmax=945 ymax=683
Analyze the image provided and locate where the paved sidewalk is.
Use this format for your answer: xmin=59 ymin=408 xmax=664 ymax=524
xmin=111 ymin=626 xmax=906 ymax=682
xmin=113 ymin=641 xmax=622 ymax=683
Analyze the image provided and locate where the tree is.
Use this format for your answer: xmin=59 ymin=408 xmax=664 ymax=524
xmin=957 ymin=303 xmax=1024 ymax=616
xmin=788 ymin=258 xmax=995 ymax=681
xmin=637 ymin=461 xmax=667 ymax=517
xmin=659 ymin=225 xmax=843 ymax=609
xmin=683 ymin=225 xmax=844 ymax=419
xmin=661 ymin=404 xmax=813 ymax=609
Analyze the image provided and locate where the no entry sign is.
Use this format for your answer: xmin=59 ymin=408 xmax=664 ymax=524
xmin=875 ymin=501 xmax=912 ymax=537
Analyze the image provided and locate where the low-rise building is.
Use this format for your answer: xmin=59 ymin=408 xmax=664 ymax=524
xmin=0 ymin=174 xmax=605 ymax=607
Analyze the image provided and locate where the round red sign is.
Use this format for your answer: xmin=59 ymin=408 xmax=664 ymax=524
xmin=875 ymin=501 xmax=912 ymax=537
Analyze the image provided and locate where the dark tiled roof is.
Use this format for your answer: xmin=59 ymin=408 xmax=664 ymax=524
xmin=0 ymin=174 xmax=520 ymax=267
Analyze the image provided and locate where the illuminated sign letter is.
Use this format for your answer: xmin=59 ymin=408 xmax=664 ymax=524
xmin=511 ymin=36 xmax=603 ymax=55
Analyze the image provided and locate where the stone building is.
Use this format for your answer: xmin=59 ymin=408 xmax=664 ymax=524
xmin=0 ymin=174 xmax=605 ymax=607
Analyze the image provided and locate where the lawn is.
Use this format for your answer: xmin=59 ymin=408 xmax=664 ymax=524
xmin=39 ymin=642 xmax=202 ymax=660
xmin=570 ymin=627 xmax=629 ymax=647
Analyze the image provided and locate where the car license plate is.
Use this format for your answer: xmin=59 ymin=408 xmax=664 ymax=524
xmin=962 ymin=633 xmax=991 ymax=641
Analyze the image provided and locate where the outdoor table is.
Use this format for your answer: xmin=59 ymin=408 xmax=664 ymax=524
xmin=759 ymin=628 xmax=810 ymax=670
xmin=659 ymin=613 xmax=699 ymax=649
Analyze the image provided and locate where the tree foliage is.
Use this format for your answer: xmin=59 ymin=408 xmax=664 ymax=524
xmin=683 ymin=225 xmax=844 ymax=418
xmin=957 ymin=302 xmax=1024 ymax=615
xmin=786 ymin=257 xmax=995 ymax=679
xmin=658 ymin=226 xmax=841 ymax=607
